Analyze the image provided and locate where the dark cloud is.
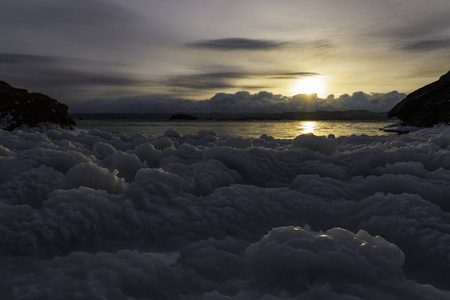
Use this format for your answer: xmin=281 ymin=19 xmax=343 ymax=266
xmin=0 ymin=53 xmax=56 ymax=64
xmin=321 ymin=91 xmax=406 ymax=112
xmin=399 ymin=39 xmax=450 ymax=52
xmin=188 ymin=38 xmax=287 ymax=50
xmin=283 ymin=72 xmax=323 ymax=76
xmin=0 ymin=53 xmax=141 ymax=88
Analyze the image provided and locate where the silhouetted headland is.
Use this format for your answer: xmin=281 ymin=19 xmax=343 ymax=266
xmin=388 ymin=70 xmax=450 ymax=127
xmin=0 ymin=81 xmax=76 ymax=130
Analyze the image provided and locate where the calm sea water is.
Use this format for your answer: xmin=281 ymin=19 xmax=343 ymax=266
xmin=76 ymin=120 xmax=398 ymax=139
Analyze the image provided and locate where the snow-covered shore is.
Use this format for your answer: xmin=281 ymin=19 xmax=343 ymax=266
xmin=1 ymin=125 xmax=450 ymax=299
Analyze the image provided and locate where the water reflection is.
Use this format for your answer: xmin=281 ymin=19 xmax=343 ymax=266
xmin=77 ymin=120 xmax=398 ymax=139
xmin=299 ymin=121 xmax=317 ymax=135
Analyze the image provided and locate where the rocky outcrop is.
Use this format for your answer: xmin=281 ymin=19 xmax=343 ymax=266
xmin=0 ymin=81 xmax=76 ymax=130
xmin=388 ymin=71 xmax=450 ymax=127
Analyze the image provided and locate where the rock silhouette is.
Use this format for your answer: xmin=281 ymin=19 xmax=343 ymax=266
xmin=388 ymin=71 xmax=450 ymax=127
xmin=0 ymin=81 xmax=76 ymax=130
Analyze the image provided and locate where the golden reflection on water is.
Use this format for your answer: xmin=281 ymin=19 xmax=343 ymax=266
xmin=77 ymin=119 xmax=398 ymax=139
xmin=299 ymin=121 xmax=317 ymax=135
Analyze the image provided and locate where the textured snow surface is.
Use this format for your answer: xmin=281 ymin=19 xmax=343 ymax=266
xmin=1 ymin=125 xmax=450 ymax=299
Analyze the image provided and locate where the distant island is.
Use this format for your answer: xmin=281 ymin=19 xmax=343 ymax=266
xmin=169 ymin=113 xmax=199 ymax=120
xmin=71 ymin=110 xmax=389 ymax=122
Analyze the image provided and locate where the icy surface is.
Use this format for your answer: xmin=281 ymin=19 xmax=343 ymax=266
xmin=1 ymin=125 xmax=450 ymax=299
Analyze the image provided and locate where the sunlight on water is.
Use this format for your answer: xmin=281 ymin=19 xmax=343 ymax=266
xmin=77 ymin=120 xmax=398 ymax=139
xmin=298 ymin=121 xmax=317 ymax=135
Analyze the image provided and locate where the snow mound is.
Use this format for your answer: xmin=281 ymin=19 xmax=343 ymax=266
xmin=292 ymin=133 xmax=338 ymax=155
xmin=1 ymin=125 xmax=450 ymax=299
xmin=64 ymin=162 xmax=126 ymax=194
xmin=247 ymin=227 xmax=405 ymax=293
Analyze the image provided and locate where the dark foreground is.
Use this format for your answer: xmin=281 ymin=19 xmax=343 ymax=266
xmin=1 ymin=125 xmax=450 ymax=299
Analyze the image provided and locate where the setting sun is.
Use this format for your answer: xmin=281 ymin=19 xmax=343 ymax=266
xmin=292 ymin=77 xmax=326 ymax=97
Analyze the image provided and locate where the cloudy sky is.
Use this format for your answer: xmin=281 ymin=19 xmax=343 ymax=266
xmin=2 ymin=0 xmax=450 ymax=112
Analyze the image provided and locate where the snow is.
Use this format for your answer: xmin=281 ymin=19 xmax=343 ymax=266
xmin=1 ymin=125 xmax=450 ymax=299
xmin=292 ymin=133 xmax=338 ymax=155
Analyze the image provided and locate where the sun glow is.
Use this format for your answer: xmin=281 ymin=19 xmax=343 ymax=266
xmin=292 ymin=77 xmax=326 ymax=97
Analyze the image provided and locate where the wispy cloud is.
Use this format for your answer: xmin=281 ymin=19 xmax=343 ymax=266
xmin=187 ymin=38 xmax=287 ymax=50
xmin=399 ymin=39 xmax=450 ymax=52
xmin=0 ymin=53 xmax=141 ymax=88
xmin=371 ymin=11 xmax=450 ymax=54
xmin=272 ymin=72 xmax=323 ymax=79
xmin=283 ymin=72 xmax=323 ymax=76
xmin=164 ymin=70 xmax=321 ymax=91
xmin=0 ymin=53 xmax=56 ymax=64
xmin=383 ymin=12 xmax=450 ymax=40
xmin=165 ymin=72 xmax=247 ymax=90
xmin=0 ymin=53 xmax=149 ymax=105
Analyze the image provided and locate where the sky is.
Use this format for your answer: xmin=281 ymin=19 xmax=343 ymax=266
xmin=1 ymin=0 xmax=450 ymax=113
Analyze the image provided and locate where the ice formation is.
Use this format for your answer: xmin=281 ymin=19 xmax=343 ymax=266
xmin=1 ymin=125 xmax=450 ymax=299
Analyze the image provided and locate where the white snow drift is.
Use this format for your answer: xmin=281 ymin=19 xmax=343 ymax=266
xmin=1 ymin=125 xmax=450 ymax=299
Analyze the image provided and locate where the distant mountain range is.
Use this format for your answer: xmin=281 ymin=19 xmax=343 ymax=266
xmin=71 ymin=110 xmax=389 ymax=122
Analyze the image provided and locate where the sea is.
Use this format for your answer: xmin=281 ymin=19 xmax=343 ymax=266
xmin=76 ymin=119 xmax=399 ymax=139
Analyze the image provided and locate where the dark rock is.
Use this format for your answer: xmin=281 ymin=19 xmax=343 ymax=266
xmin=0 ymin=81 xmax=76 ymax=130
xmin=169 ymin=113 xmax=198 ymax=120
xmin=388 ymin=71 xmax=450 ymax=127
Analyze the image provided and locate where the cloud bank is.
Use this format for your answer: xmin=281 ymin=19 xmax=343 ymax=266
xmin=70 ymin=90 xmax=406 ymax=113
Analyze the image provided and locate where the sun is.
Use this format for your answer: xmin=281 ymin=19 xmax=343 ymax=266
xmin=292 ymin=77 xmax=326 ymax=97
